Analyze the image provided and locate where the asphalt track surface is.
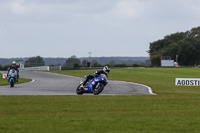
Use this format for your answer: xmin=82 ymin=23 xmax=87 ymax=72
xmin=0 ymin=71 xmax=154 ymax=95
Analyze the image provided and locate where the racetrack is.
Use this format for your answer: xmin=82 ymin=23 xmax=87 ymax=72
xmin=0 ymin=71 xmax=154 ymax=95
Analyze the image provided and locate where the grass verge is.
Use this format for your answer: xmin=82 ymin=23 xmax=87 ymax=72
xmin=1 ymin=68 xmax=200 ymax=133
xmin=0 ymin=73 xmax=32 ymax=86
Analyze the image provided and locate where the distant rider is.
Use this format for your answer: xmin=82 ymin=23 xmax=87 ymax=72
xmin=82 ymin=66 xmax=110 ymax=86
xmin=7 ymin=61 xmax=20 ymax=82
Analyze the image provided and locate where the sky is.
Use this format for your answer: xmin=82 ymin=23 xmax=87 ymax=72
xmin=1 ymin=0 xmax=200 ymax=58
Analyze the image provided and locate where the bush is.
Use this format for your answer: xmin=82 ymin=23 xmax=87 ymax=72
xmin=114 ymin=64 xmax=126 ymax=67
xmin=73 ymin=63 xmax=81 ymax=69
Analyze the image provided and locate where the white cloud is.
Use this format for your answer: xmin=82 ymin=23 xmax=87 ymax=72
xmin=110 ymin=0 xmax=144 ymax=19
xmin=10 ymin=0 xmax=30 ymax=14
xmin=9 ymin=0 xmax=63 ymax=15
xmin=182 ymin=1 xmax=200 ymax=19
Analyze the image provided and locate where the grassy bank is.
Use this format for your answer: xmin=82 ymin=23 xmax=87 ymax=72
xmin=1 ymin=68 xmax=200 ymax=133
xmin=0 ymin=95 xmax=200 ymax=133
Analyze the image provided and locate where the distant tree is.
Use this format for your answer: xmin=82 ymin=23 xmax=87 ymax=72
xmin=114 ymin=64 xmax=126 ymax=67
xmin=4 ymin=65 xmax=10 ymax=70
xmin=0 ymin=65 xmax=2 ymax=70
xmin=133 ymin=63 xmax=140 ymax=67
xmin=87 ymin=62 xmax=91 ymax=67
xmin=82 ymin=59 xmax=88 ymax=67
xmin=65 ymin=57 xmax=81 ymax=68
xmin=148 ymin=26 xmax=200 ymax=66
xmin=150 ymin=55 xmax=161 ymax=66
xmin=177 ymin=37 xmax=200 ymax=65
xmin=139 ymin=63 xmax=146 ymax=67
xmin=73 ymin=62 xmax=81 ymax=69
xmin=165 ymin=42 xmax=179 ymax=61
xmin=92 ymin=60 xmax=100 ymax=67
xmin=25 ymin=56 xmax=45 ymax=67
xmin=71 ymin=55 xmax=77 ymax=58
xmin=91 ymin=60 xmax=98 ymax=64
xmin=0 ymin=64 xmax=10 ymax=70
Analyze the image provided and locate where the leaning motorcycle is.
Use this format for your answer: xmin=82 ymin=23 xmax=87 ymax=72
xmin=76 ymin=74 xmax=108 ymax=95
xmin=8 ymin=69 xmax=17 ymax=87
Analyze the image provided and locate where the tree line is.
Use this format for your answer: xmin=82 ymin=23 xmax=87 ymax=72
xmin=62 ymin=56 xmax=148 ymax=69
xmin=148 ymin=26 xmax=200 ymax=66
xmin=24 ymin=56 xmax=45 ymax=67
xmin=23 ymin=55 xmax=150 ymax=68
xmin=0 ymin=55 xmax=149 ymax=70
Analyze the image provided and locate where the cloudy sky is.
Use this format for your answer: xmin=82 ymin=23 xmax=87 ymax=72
xmin=1 ymin=0 xmax=200 ymax=58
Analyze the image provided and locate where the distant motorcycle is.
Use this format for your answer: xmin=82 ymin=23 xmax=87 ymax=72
xmin=76 ymin=74 xmax=108 ymax=95
xmin=8 ymin=69 xmax=17 ymax=87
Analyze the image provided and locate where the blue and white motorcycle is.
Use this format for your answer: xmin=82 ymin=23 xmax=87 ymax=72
xmin=8 ymin=69 xmax=17 ymax=87
xmin=76 ymin=74 xmax=108 ymax=95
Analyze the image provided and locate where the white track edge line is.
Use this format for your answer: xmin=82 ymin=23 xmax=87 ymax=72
xmin=30 ymin=79 xmax=35 ymax=83
xmin=110 ymin=80 xmax=156 ymax=95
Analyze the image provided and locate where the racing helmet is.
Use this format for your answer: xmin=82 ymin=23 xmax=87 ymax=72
xmin=12 ymin=61 xmax=16 ymax=67
xmin=103 ymin=66 xmax=110 ymax=74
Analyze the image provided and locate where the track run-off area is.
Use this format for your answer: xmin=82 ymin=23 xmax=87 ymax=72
xmin=0 ymin=71 xmax=155 ymax=95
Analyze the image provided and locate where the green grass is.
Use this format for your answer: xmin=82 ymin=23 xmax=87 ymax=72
xmin=1 ymin=68 xmax=200 ymax=133
xmin=0 ymin=73 xmax=32 ymax=86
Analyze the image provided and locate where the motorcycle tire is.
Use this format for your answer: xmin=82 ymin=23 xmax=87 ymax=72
xmin=93 ymin=83 xmax=104 ymax=95
xmin=10 ymin=81 xmax=14 ymax=87
xmin=76 ymin=84 xmax=84 ymax=95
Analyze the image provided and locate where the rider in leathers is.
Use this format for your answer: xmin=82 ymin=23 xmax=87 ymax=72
xmin=7 ymin=61 xmax=19 ymax=82
xmin=82 ymin=66 xmax=110 ymax=87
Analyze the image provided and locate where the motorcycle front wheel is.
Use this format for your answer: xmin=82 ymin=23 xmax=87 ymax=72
xmin=76 ymin=84 xmax=84 ymax=95
xmin=93 ymin=83 xmax=104 ymax=95
xmin=10 ymin=80 xmax=14 ymax=87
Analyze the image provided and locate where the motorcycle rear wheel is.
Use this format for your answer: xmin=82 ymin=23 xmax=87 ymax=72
xmin=93 ymin=83 xmax=104 ymax=95
xmin=76 ymin=84 xmax=84 ymax=95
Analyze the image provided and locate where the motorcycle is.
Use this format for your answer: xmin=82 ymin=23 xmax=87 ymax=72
xmin=8 ymin=69 xmax=17 ymax=87
xmin=76 ymin=74 xmax=108 ymax=95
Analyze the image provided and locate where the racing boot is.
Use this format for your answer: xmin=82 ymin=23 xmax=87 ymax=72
xmin=82 ymin=78 xmax=89 ymax=87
